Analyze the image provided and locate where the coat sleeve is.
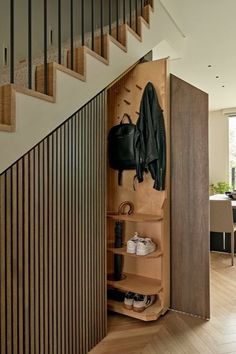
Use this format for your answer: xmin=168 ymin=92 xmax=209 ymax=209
xmin=134 ymin=104 xmax=146 ymax=183
xmin=153 ymin=108 xmax=166 ymax=191
xmin=134 ymin=117 xmax=143 ymax=182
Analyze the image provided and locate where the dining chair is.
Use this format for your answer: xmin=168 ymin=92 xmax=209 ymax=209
xmin=210 ymin=199 xmax=236 ymax=266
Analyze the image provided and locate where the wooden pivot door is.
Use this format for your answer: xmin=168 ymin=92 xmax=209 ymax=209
xmin=170 ymin=74 xmax=210 ymax=319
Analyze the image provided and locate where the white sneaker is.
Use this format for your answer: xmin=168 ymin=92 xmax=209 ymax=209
xmin=124 ymin=292 xmax=135 ymax=310
xmin=136 ymin=238 xmax=156 ymax=256
xmin=133 ymin=294 xmax=156 ymax=312
xmin=126 ymin=232 xmax=143 ymax=254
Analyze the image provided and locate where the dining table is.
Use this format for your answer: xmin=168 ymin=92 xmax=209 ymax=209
xmin=210 ymin=193 xmax=236 ymax=209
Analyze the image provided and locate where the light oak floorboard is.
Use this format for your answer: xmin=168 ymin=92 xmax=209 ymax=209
xmin=90 ymin=253 xmax=236 ymax=354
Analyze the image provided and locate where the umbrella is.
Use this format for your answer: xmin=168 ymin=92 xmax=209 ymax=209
xmin=114 ymin=221 xmax=123 ymax=281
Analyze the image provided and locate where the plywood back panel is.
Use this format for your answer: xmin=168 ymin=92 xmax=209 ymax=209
xmin=0 ymin=92 xmax=107 ymax=354
xmin=107 ymin=59 xmax=169 ymax=214
xmin=170 ymin=74 xmax=210 ymax=319
xmin=107 ymin=59 xmax=170 ymax=309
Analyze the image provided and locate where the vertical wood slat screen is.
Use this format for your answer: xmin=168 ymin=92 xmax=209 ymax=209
xmin=0 ymin=91 xmax=107 ymax=354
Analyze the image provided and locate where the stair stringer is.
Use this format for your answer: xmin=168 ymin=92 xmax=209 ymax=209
xmin=0 ymin=0 xmax=185 ymax=174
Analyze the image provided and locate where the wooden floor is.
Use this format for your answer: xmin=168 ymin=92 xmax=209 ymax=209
xmin=90 ymin=253 xmax=236 ymax=354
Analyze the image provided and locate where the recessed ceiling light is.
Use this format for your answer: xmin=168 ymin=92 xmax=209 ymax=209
xmin=208 ymin=64 xmax=212 ymax=67
xmin=216 ymin=76 xmax=219 ymax=79
xmin=222 ymin=85 xmax=225 ymax=88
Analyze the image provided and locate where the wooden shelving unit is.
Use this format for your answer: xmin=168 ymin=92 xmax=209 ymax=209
xmin=107 ymin=299 xmax=163 ymax=322
xmin=106 ymin=58 xmax=170 ymax=322
xmin=107 ymin=273 xmax=162 ymax=295
xmin=107 ymin=246 xmax=163 ymax=259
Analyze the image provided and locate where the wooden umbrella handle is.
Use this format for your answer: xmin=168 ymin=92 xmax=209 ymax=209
xmin=118 ymin=201 xmax=134 ymax=215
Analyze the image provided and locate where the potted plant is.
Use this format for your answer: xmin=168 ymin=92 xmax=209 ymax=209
xmin=210 ymin=181 xmax=231 ymax=195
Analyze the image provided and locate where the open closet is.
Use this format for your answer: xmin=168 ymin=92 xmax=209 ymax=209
xmin=106 ymin=58 xmax=170 ymax=321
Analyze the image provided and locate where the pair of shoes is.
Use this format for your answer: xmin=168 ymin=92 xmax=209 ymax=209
xmin=124 ymin=292 xmax=156 ymax=312
xmin=126 ymin=232 xmax=156 ymax=256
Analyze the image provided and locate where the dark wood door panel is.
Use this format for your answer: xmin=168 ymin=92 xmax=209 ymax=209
xmin=170 ymin=74 xmax=210 ymax=319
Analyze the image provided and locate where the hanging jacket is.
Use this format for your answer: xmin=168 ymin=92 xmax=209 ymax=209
xmin=134 ymin=82 xmax=166 ymax=190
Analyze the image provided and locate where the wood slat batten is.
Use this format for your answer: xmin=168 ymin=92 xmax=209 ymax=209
xmin=34 ymin=146 xmax=40 ymax=354
xmin=0 ymin=174 xmax=6 ymax=354
xmin=0 ymin=91 xmax=107 ymax=354
xmin=42 ymin=141 xmax=48 ymax=354
xmin=6 ymin=169 xmax=12 ymax=354
xmin=23 ymin=155 xmax=30 ymax=354
xmin=29 ymin=149 xmax=35 ymax=354
xmin=12 ymin=164 xmax=18 ymax=354
xmin=18 ymin=160 xmax=24 ymax=354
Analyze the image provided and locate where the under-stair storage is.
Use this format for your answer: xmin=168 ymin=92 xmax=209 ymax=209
xmin=106 ymin=58 xmax=170 ymax=322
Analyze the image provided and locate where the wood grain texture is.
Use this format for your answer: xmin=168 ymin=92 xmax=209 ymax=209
xmin=170 ymin=74 xmax=210 ymax=319
xmin=0 ymin=91 xmax=107 ymax=354
xmin=107 ymin=273 xmax=162 ymax=295
xmin=90 ymin=253 xmax=236 ymax=354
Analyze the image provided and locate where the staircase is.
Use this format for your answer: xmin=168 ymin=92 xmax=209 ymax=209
xmin=0 ymin=0 xmax=184 ymax=174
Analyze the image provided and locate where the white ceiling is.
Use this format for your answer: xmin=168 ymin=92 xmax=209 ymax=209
xmin=154 ymin=0 xmax=236 ymax=111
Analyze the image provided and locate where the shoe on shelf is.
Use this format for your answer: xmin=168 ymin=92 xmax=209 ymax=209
xmin=124 ymin=291 xmax=136 ymax=310
xmin=136 ymin=238 xmax=156 ymax=256
xmin=126 ymin=232 xmax=143 ymax=254
xmin=133 ymin=294 xmax=156 ymax=312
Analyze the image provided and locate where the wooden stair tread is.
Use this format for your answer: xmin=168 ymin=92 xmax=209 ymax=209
xmin=140 ymin=16 xmax=150 ymax=29
xmin=0 ymin=124 xmax=14 ymax=132
xmin=14 ymin=84 xmax=56 ymax=102
xmin=108 ymin=35 xmax=127 ymax=53
xmin=127 ymin=26 xmax=142 ymax=42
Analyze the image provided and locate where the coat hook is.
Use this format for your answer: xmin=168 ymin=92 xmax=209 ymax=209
xmin=136 ymin=84 xmax=142 ymax=90
xmin=124 ymin=99 xmax=131 ymax=105
xmin=124 ymin=87 xmax=131 ymax=92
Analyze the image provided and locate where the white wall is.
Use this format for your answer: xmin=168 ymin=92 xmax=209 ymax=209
xmin=209 ymin=110 xmax=229 ymax=184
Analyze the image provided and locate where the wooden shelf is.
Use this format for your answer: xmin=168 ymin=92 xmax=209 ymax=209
xmin=107 ymin=246 xmax=163 ymax=259
xmin=107 ymin=213 xmax=163 ymax=222
xmin=107 ymin=273 xmax=162 ymax=295
xmin=107 ymin=299 xmax=163 ymax=321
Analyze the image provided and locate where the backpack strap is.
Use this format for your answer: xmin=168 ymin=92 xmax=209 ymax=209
xmin=118 ymin=170 xmax=123 ymax=186
xmin=133 ymin=175 xmax=137 ymax=191
xmin=120 ymin=113 xmax=132 ymax=124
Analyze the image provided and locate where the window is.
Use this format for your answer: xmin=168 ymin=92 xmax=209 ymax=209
xmin=229 ymin=116 xmax=236 ymax=189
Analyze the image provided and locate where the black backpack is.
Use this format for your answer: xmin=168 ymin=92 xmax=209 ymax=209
xmin=108 ymin=114 xmax=136 ymax=185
